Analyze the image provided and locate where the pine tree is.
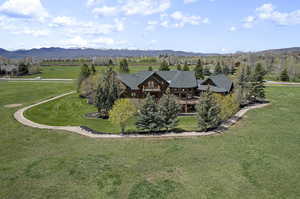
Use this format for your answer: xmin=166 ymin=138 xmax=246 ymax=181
xmin=148 ymin=66 xmax=153 ymax=71
xmin=222 ymin=65 xmax=230 ymax=75
xmin=214 ymin=62 xmax=222 ymax=75
xmin=136 ymin=94 xmax=163 ymax=132
xmin=159 ymin=91 xmax=181 ymax=131
xmin=91 ymin=64 xmax=96 ymax=74
xmin=176 ymin=64 xmax=182 ymax=71
xmin=77 ymin=64 xmax=91 ymax=91
xmin=194 ymin=59 xmax=204 ymax=79
xmin=159 ymin=60 xmax=170 ymax=71
xmin=252 ymin=63 xmax=266 ymax=100
xmin=119 ymin=59 xmax=129 ymax=73
xmin=108 ymin=59 xmax=114 ymax=66
xmin=183 ymin=61 xmax=190 ymax=71
xmin=95 ymin=68 xmax=120 ymax=118
xmin=280 ymin=68 xmax=290 ymax=81
xmin=203 ymin=66 xmax=211 ymax=76
xmin=234 ymin=64 xmax=249 ymax=106
xmin=196 ymin=90 xmax=221 ymax=131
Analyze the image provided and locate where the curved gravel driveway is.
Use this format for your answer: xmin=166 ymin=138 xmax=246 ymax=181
xmin=14 ymin=92 xmax=270 ymax=139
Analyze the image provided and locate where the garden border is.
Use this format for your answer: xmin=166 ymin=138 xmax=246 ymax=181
xmin=14 ymin=92 xmax=271 ymax=139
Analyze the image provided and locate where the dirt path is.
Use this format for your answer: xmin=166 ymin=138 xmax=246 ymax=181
xmin=14 ymin=92 xmax=270 ymax=139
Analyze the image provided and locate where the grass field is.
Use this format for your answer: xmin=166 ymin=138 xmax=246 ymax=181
xmin=23 ymin=64 xmax=182 ymax=79
xmin=24 ymin=93 xmax=198 ymax=133
xmin=1 ymin=81 xmax=300 ymax=198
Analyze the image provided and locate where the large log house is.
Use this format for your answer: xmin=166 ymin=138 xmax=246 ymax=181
xmin=117 ymin=71 xmax=233 ymax=113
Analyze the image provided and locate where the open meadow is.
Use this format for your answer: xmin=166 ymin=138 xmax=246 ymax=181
xmin=0 ymin=80 xmax=299 ymax=199
xmin=22 ymin=64 xmax=183 ymax=79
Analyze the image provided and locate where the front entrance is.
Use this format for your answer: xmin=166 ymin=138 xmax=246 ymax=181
xmin=181 ymin=104 xmax=196 ymax=113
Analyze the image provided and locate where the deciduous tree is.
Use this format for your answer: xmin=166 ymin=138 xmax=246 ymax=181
xmin=109 ymin=99 xmax=137 ymax=134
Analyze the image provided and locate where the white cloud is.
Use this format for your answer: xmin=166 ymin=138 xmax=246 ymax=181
xmin=160 ymin=20 xmax=169 ymax=27
xmin=244 ymin=16 xmax=255 ymax=23
xmin=145 ymin=20 xmax=159 ymax=31
xmin=256 ymin=3 xmax=300 ymax=25
xmin=52 ymin=16 xmax=77 ymax=27
xmin=170 ymin=11 xmax=207 ymax=27
xmin=13 ymin=28 xmax=49 ymax=37
xmin=61 ymin=36 xmax=88 ymax=48
xmin=60 ymin=36 xmax=127 ymax=48
xmin=242 ymin=16 xmax=255 ymax=29
xmin=122 ymin=0 xmax=171 ymax=16
xmin=0 ymin=0 xmax=49 ymax=21
xmin=86 ymin=0 xmax=104 ymax=7
xmin=183 ymin=0 xmax=198 ymax=4
xmin=229 ymin=26 xmax=236 ymax=32
xmin=92 ymin=6 xmax=118 ymax=17
xmin=65 ymin=18 xmax=125 ymax=35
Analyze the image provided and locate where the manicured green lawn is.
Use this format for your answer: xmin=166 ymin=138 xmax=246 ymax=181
xmin=1 ymin=81 xmax=300 ymax=198
xmin=24 ymin=93 xmax=198 ymax=133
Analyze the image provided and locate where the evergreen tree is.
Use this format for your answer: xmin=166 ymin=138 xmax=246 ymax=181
xmin=148 ymin=66 xmax=153 ymax=71
xmin=136 ymin=94 xmax=163 ymax=132
xmin=176 ymin=64 xmax=182 ymax=71
xmin=280 ymin=68 xmax=290 ymax=81
xmin=194 ymin=59 xmax=204 ymax=79
xmin=214 ymin=62 xmax=222 ymax=75
xmin=159 ymin=90 xmax=181 ymax=131
xmin=203 ymin=66 xmax=211 ymax=76
xmin=252 ymin=63 xmax=266 ymax=100
xmin=222 ymin=65 xmax=230 ymax=75
xmin=108 ymin=59 xmax=114 ymax=66
xmin=77 ymin=64 xmax=91 ymax=91
xmin=18 ymin=63 xmax=29 ymax=75
xmin=91 ymin=64 xmax=96 ymax=74
xmin=196 ymin=90 xmax=221 ymax=131
xmin=159 ymin=60 xmax=170 ymax=71
xmin=95 ymin=68 xmax=120 ymax=118
xmin=230 ymin=65 xmax=237 ymax=75
xmin=119 ymin=59 xmax=129 ymax=73
xmin=183 ymin=61 xmax=190 ymax=71
xmin=235 ymin=65 xmax=248 ymax=106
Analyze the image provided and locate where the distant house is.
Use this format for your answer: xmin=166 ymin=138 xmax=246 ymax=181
xmin=117 ymin=71 xmax=233 ymax=112
xmin=0 ymin=64 xmax=19 ymax=76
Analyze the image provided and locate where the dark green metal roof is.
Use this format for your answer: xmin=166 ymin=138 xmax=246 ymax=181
xmin=118 ymin=71 xmax=155 ymax=90
xmin=118 ymin=71 xmax=232 ymax=92
xmin=157 ymin=71 xmax=198 ymax=88
xmin=208 ymin=74 xmax=233 ymax=92
xmin=118 ymin=70 xmax=198 ymax=89
xmin=197 ymin=85 xmax=227 ymax=93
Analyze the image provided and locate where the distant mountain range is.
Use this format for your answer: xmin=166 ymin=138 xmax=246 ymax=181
xmin=0 ymin=48 xmax=217 ymax=59
xmin=0 ymin=47 xmax=299 ymax=59
xmin=259 ymin=47 xmax=300 ymax=54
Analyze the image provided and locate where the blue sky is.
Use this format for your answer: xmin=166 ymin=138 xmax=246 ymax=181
xmin=0 ymin=0 xmax=299 ymax=53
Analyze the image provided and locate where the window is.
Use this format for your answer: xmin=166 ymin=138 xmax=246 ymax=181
xmin=148 ymin=81 xmax=155 ymax=88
